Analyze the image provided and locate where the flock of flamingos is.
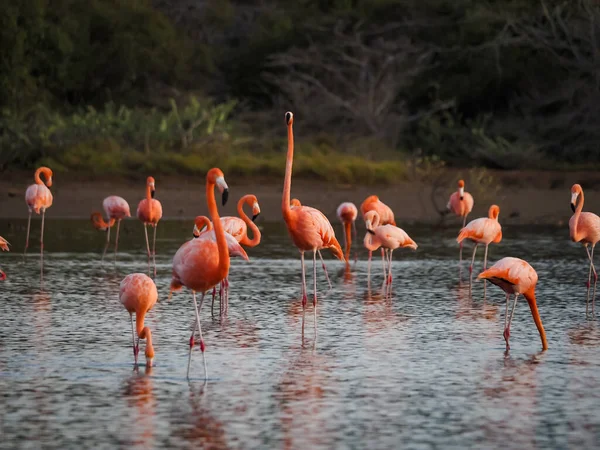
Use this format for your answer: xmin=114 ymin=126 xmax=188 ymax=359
xmin=1 ymin=111 xmax=599 ymax=380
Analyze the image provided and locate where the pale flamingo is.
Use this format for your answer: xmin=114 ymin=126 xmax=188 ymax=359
xmin=170 ymin=168 xmax=230 ymax=379
xmin=457 ymin=205 xmax=502 ymax=282
xmin=0 ymin=236 xmax=9 ymax=281
xmin=478 ymin=257 xmax=548 ymax=351
xmin=91 ymin=196 xmax=131 ymax=261
xmin=337 ymin=202 xmax=358 ymax=265
xmin=569 ymin=183 xmax=600 ymax=314
xmin=364 ymin=210 xmax=417 ymax=294
xmin=282 ymin=112 xmax=344 ymax=326
xmin=24 ymin=167 xmax=53 ymax=260
xmin=119 ymin=273 xmax=158 ymax=366
xmin=137 ymin=177 xmax=163 ymax=275
xmin=361 ymin=195 xmax=395 ymax=284
xmin=447 ymin=179 xmax=474 ymax=262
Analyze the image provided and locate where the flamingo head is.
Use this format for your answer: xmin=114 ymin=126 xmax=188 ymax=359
xmin=285 ymin=111 xmax=294 ymax=126
xmin=246 ymin=195 xmax=261 ymax=221
xmin=90 ymin=212 xmax=113 ymax=231
xmin=488 ymin=204 xmax=500 ymax=220
xmin=147 ymin=176 xmax=156 ymax=198
xmin=458 ymin=179 xmax=465 ymax=200
xmin=193 ymin=216 xmax=212 ymax=238
xmin=208 ymin=168 xmax=228 ymax=205
xmin=0 ymin=269 xmax=5 ymax=281
xmin=364 ymin=210 xmax=380 ymax=235
xmin=571 ymin=184 xmax=582 ymax=212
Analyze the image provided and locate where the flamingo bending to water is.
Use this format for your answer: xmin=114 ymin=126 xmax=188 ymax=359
xmin=569 ymin=183 xmax=600 ymax=314
xmin=0 ymin=236 xmax=9 ymax=280
xmin=337 ymin=202 xmax=358 ymax=266
xmin=457 ymin=205 xmax=502 ymax=282
xmin=119 ymin=273 xmax=158 ymax=366
xmin=281 ymin=112 xmax=344 ymax=325
xmin=137 ymin=177 xmax=163 ymax=275
xmin=24 ymin=167 xmax=53 ymax=260
xmin=170 ymin=168 xmax=231 ymax=379
xmin=91 ymin=196 xmax=131 ymax=261
xmin=478 ymin=257 xmax=548 ymax=351
xmin=361 ymin=195 xmax=395 ymax=284
xmin=447 ymin=179 xmax=474 ymax=262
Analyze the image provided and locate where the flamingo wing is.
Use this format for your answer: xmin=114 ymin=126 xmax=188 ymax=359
xmin=375 ymin=225 xmax=418 ymax=250
xmin=0 ymin=237 xmax=10 ymax=252
xmin=25 ymin=184 xmax=53 ymax=213
xmin=478 ymin=257 xmax=537 ymax=294
xmin=221 ymin=217 xmax=247 ymax=242
xmin=198 ymin=230 xmax=249 ymax=260
xmin=103 ymin=196 xmax=131 ymax=219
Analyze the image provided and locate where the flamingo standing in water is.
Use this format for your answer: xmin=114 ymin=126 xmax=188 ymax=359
xmin=364 ymin=211 xmax=417 ymax=295
xmin=91 ymin=196 xmax=131 ymax=261
xmin=569 ymin=183 xmax=600 ymax=314
xmin=137 ymin=177 xmax=163 ymax=275
xmin=478 ymin=257 xmax=548 ymax=351
xmin=119 ymin=273 xmax=158 ymax=366
xmin=281 ymin=112 xmax=344 ymax=327
xmin=337 ymin=202 xmax=358 ymax=266
xmin=0 ymin=236 xmax=9 ymax=280
xmin=457 ymin=205 xmax=502 ymax=282
xmin=361 ymin=195 xmax=395 ymax=284
xmin=447 ymin=179 xmax=474 ymax=262
xmin=24 ymin=167 xmax=53 ymax=261
xmin=170 ymin=168 xmax=231 ymax=379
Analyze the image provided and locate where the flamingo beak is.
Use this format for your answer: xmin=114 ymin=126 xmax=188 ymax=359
xmin=459 ymin=187 xmax=464 ymax=200
xmin=252 ymin=213 xmax=260 ymax=222
xmin=252 ymin=202 xmax=261 ymax=222
xmin=193 ymin=225 xmax=200 ymax=238
xmin=571 ymin=192 xmax=578 ymax=212
xmin=222 ymin=189 xmax=229 ymax=206
xmin=366 ymin=219 xmax=375 ymax=235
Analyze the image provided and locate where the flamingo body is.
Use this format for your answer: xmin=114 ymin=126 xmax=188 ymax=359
xmin=447 ymin=180 xmax=474 ymax=218
xmin=370 ymin=224 xmax=418 ymax=251
xmin=285 ymin=206 xmax=344 ymax=258
xmin=137 ymin=199 xmax=163 ymax=225
xmin=457 ymin=205 xmax=502 ymax=277
xmin=103 ymin=196 xmax=131 ymax=220
xmin=360 ymin=195 xmax=395 ymax=225
xmin=25 ymin=184 xmax=53 ymax=214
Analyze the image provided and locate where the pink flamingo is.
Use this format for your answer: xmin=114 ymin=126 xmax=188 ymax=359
xmin=364 ymin=210 xmax=417 ymax=294
xmin=24 ymin=167 xmax=53 ymax=260
xmin=447 ymin=179 xmax=474 ymax=262
xmin=457 ymin=205 xmax=502 ymax=282
xmin=170 ymin=168 xmax=231 ymax=379
xmin=0 ymin=236 xmax=9 ymax=280
xmin=282 ymin=112 xmax=344 ymax=326
xmin=120 ymin=273 xmax=158 ymax=366
xmin=569 ymin=183 xmax=600 ymax=314
xmin=337 ymin=202 xmax=358 ymax=265
xmin=478 ymin=257 xmax=548 ymax=351
xmin=91 ymin=196 xmax=131 ymax=261
xmin=360 ymin=195 xmax=395 ymax=284
xmin=137 ymin=177 xmax=163 ymax=274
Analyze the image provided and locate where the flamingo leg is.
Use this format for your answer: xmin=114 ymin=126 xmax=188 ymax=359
xmin=24 ymin=210 xmax=32 ymax=259
xmin=114 ymin=219 xmax=122 ymax=261
xmin=224 ymin=277 xmax=230 ymax=314
xmin=40 ymin=209 xmax=46 ymax=275
xmin=211 ymin=286 xmax=216 ymax=317
xmin=387 ymin=249 xmax=394 ymax=296
xmin=469 ymin=244 xmax=478 ymax=285
xmin=585 ymin=245 xmax=597 ymax=314
xmin=102 ymin=224 xmax=111 ymax=264
xmin=313 ymin=250 xmax=318 ymax=335
xmin=130 ymin=313 xmax=138 ymax=365
xmin=143 ymin=224 xmax=151 ymax=259
xmin=381 ymin=248 xmax=387 ymax=283
xmin=318 ymin=250 xmax=332 ymax=290
xmin=483 ymin=244 xmax=489 ymax=270
xmin=189 ymin=291 xmax=208 ymax=380
xmin=459 ymin=215 xmax=467 ymax=263
xmin=301 ymin=252 xmax=307 ymax=309
xmin=367 ymin=250 xmax=372 ymax=287
xmin=152 ymin=224 xmax=157 ymax=276
xmin=504 ymin=293 xmax=510 ymax=329
xmin=503 ymin=294 xmax=519 ymax=350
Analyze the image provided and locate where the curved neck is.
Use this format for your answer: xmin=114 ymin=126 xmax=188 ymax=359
xmin=524 ymin=290 xmax=548 ymax=350
xmin=238 ymin=197 xmax=261 ymax=247
xmin=372 ymin=212 xmax=381 ymax=228
xmin=195 ymin=216 xmax=212 ymax=231
xmin=344 ymin=221 xmax=352 ymax=262
xmin=282 ymin=123 xmax=294 ymax=221
xmin=34 ymin=168 xmax=50 ymax=186
xmin=576 ymin=190 xmax=585 ymax=215
xmin=207 ymin=180 xmax=230 ymax=281
xmin=136 ymin=311 xmax=154 ymax=358
xmin=146 ymin=185 xmax=153 ymax=218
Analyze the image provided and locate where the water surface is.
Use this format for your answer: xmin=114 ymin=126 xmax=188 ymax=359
xmin=0 ymin=219 xmax=599 ymax=449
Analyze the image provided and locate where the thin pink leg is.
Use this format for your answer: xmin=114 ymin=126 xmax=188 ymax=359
xmin=367 ymin=250 xmax=372 ymax=287
xmin=469 ymin=244 xmax=478 ymax=285
xmin=503 ymin=294 xmax=519 ymax=350
xmin=24 ymin=210 xmax=32 ymax=259
xmin=40 ymin=209 xmax=46 ymax=275
xmin=102 ymin=224 xmax=111 ymax=263
xmin=301 ymin=252 xmax=307 ymax=308
xmin=189 ymin=291 xmax=207 ymax=380
xmin=313 ymin=250 xmax=318 ymax=335
xmin=152 ymin=224 xmax=157 ymax=277
xmin=114 ymin=219 xmax=121 ymax=261
xmin=211 ymin=286 xmax=217 ymax=316
xmin=130 ymin=313 xmax=139 ymax=365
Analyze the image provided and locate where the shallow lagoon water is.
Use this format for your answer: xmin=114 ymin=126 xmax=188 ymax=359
xmin=1 ymin=219 xmax=600 ymax=449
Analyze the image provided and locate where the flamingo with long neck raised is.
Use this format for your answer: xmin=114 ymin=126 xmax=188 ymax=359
xmin=281 ymin=112 xmax=344 ymax=333
xmin=24 ymin=167 xmax=53 ymax=265
xmin=447 ymin=179 xmax=474 ymax=263
xmin=569 ymin=183 xmax=600 ymax=314
xmin=137 ymin=177 xmax=163 ymax=276
xmin=170 ymin=168 xmax=231 ymax=379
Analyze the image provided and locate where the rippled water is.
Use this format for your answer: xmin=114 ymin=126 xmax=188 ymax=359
xmin=1 ymin=218 xmax=600 ymax=449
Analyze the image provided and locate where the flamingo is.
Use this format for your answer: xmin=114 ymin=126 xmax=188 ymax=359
xmin=24 ymin=166 xmax=53 ymax=260
xmin=361 ymin=195 xmax=395 ymax=284
xmin=91 ymin=196 xmax=131 ymax=261
xmin=447 ymin=179 xmax=474 ymax=262
xmin=137 ymin=177 xmax=163 ymax=275
xmin=281 ymin=112 xmax=344 ymax=325
xmin=478 ymin=257 xmax=548 ymax=351
xmin=569 ymin=183 xmax=600 ymax=314
xmin=337 ymin=202 xmax=358 ymax=265
xmin=0 ymin=236 xmax=9 ymax=281
xmin=170 ymin=168 xmax=231 ymax=379
xmin=457 ymin=205 xmax=502 ymax=282
xmin=364 ymin=210 xmax=417 ymax=294
xmin=119 ymin=273 xmax=158 ymax=366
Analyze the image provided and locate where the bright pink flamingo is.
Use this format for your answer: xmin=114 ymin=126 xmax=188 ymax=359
xmin=364 ymin=210 xmax=417 ymax=294
xmin=137 ymin=177 xmax=163 ymax=275
xmin=170 ymin=168 xmax=231 ymax=379
xmin=447 ymin=179 xmax=474 ymax=262
xmin=119 ymin=273 xmax=158 ymax=366
xmin=457 ymin=205 xmax=502 ymax=282
xmin=360 ymin=195 xmax=395 ymax=284
xmin=478 ymin=257 xmax=548 ymax=351
xmin=0 ymin=236 xmax=9 ymax=280
xmin=337 ymin=202 xmax=358 ymax=265
xmin=91 ymin=196 xmax=131 ymax=261
xmin=24 ymin=167 xmax=53 ymax=260
xmin=281 ymin=112 xmax=344 ymax=327
xmin=569 ymin=183 xmax=600 ymax=314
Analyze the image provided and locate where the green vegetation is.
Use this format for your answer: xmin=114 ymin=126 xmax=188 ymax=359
xmin=0 ymin=0 xmax=598 ymax=182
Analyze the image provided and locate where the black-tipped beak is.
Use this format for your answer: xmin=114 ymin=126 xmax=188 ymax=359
xmin=150 ymin=190 xmax=155 ymax=199
xmin=367 ymin=229 xmax=375 ymax=235
xmin=460 ymin=196 xmax=464 ymax=201
xmin=222 ymin=189 xmax=229 ymax=206
xmin=285 ymin=112 xmax=292 ymax=125
xmin=193 ymin=233 xmax=199 ymax=238
xmin=571 ymin=202 xmax=576 ymax=212
xmin=252 ymin=213 xmax=260 ymax=222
